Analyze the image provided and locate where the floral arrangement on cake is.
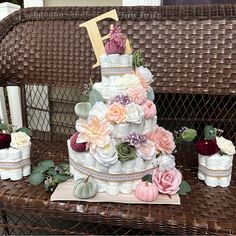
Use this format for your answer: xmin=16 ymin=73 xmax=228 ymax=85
xmin=0 ymin=119 xmax=31 ymax=180
xmin=64 ymin=24 xmax=198 ymax=201
xmin=196 ymin=125 xmax=235 ymax=187
xmin=196 ymin=125 xmax=235 ymax=156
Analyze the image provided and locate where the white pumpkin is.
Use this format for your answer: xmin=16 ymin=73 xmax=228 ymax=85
xmin=73 ymin=176 xmax=98 ymax=199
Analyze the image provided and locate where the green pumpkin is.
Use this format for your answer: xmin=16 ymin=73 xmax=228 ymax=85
xmin=73 ymin=176 xmax=98 ymax=199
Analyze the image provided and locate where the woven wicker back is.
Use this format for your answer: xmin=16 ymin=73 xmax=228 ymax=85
xmin=0 ymin=5 xmax=235 ymax=142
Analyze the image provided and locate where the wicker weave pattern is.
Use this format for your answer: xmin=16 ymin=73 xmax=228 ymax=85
xmin=0 ymin=5 xmax=236 ymax=235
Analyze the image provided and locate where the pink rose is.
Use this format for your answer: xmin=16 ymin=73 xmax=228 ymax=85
xmin=152 ymin=167 xmax=182 ymax=195
xmin=146 ymin=126 xmax=176 ymax=154
xmin=142 ymin=100 xmax=156 ymax=119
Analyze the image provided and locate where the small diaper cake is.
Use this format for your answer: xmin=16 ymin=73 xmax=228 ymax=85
xmin=68 ymin=23 xmax=183 ymax=200
xmin=0 ymin=122 xmax=31 ymax=181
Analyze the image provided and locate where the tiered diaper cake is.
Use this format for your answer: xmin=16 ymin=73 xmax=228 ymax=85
xmin=68 ymin=25 xmax=176 ymax=196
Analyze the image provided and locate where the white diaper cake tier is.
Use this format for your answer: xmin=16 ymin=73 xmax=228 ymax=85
xmin=68 ymin=24 xmax=177 ymax=196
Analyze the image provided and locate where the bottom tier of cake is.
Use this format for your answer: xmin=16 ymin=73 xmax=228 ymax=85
xmin=68 ymin=140 xmax=158 ymax=195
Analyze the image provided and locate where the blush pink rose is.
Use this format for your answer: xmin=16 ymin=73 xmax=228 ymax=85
xmin=152 ymin=167 xmax=182 ymax=195
xmin=146 ymin=126 xmax=176 ymax=154
xmin=105 ymin=102 xmax=126 ymax=124
xmin=142 ymin=100 xmax=156 ymax=119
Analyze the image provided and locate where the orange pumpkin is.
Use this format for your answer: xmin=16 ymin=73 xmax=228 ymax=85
xmin=135 ymin=181 xmax=159 ymax=202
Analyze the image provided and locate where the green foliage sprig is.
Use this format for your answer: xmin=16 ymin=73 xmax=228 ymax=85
xmin=29 ymin=160 xmax=72 ymax=192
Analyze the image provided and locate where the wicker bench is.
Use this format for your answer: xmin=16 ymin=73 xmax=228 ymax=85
xmin=0 ymin=5 xmax=235 ymax=235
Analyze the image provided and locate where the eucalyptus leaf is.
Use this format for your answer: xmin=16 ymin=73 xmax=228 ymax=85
xmin=39 ymin=160 xmax=54 ymax=168
xmin=89 ymin=89 xmax=104 ymax=107
xmin=181 ymin=129 xmax=197 ymax=142
xmin=57 ymin=163 xmax=69 ymax=170
xmin=177 ymin=180 xmax=192 ymax=196
xmin=79 ymin=95 xmax=89 ymax=102
xmin=15 ymin=127 xmax=32 ymax=136
xmin=147 ymin=87 xmax=155 ymax=101
xmin=32 ymin=160 xmax=55 ymax=174
xmin=0 ymin=123 xmax=8 ymax=131
xmin=53 ymin=174 xmax=70 ymax=183
xmin=204 ymin=125 xmax=216 ymax=140
xmin=142 ymin=174 xmax=153 ymax=183
xmin=44 ymin=167 xmax=57 ymax=176
xmin=29 ymin=172 xmax=44 ymax=185
xmin=32 ymin=165 xmax=50 ymax=174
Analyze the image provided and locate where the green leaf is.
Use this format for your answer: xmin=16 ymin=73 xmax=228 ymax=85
xmin=32 ymin=160 xmax=54 ymax=174
xmin=32 ymin=165 xmax=49 ymax=174
xmin=16 ymin=127 xmax=32 ymax=136
xmin=39 ymin=160 xmax=54 ymax=168
xmin=0 ymin=123 xmax=8 ymax=131
xmin=177 ymin=180 xmax=192 ymax=196
xmin=204 ymin=125 xmax=216 ymax=140
xmin=181 ymin=129 xmax=197 ymax=142
xmin=147 ymin=87 xmax=155 ymax=101
xmin=79 ymin=95 xmax=89 ymax=102
xmin=44 ymin=167 xmax=57 ymax=176
xmin=53 ymin=174 xmax=70 ymax=183
xmin=89 ymin=89 xmax=104 ymax=107
xmin=57 ymin=163 xmax=69 ymax=171
xmin=29 ymin=172 xmax=44 ymax=185
xmin=142 ymin=174 xmax=153 ymax=183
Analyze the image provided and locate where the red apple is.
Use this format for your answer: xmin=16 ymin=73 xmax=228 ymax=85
xmin=0 ymin=133 xmax=11 ymax=149
xmin=70 ymin=132 xmax=87 ymax=152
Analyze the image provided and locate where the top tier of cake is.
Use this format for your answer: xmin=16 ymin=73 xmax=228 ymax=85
xmin=100 ymin=54 xmax=133 ymax=68
xmin=94 ymin=53 xmax=139 ymax=100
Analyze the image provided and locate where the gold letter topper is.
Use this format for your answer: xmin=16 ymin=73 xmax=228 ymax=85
xmin=80 ymin=9 xmax=131 ymax=68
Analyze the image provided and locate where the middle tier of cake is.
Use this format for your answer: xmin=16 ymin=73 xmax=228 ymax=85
xmin=76 ymin=116 xmax=157 ymax=139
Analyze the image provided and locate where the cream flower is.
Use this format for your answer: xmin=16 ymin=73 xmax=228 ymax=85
xmin=136 ymin=140 xmax=157 ymax=161
xmin=157 ymin=154 xmax=176 ymax=171
xmin=92 ymin=141 xmax=118 ymax=167
xmin=10 ymin=132 xmax=31 ymax=149
xmin=216 ymin=136 xmax=236 ymax=156
xmin=88 ymin=102 xmax=107 ymax=121
xmin=117 ymin=74 xmax=141 ymax=89
xmin=76 ymin=117 xmax=113 ymax=150
xmin=135 ymin=66 xmax=154 ymax=84
xmin=126 ymin=102 xmax=144 ymax=124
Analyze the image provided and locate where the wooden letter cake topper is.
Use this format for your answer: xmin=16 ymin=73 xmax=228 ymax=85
xmin=79 ymin=9 xmax=132 ymax=68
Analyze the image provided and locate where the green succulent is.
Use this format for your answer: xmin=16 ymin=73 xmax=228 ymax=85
xmin=116 ymin=143 xmax=136 ymax=162
xmin=132 ymin=50 xmax=144 ymax=67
